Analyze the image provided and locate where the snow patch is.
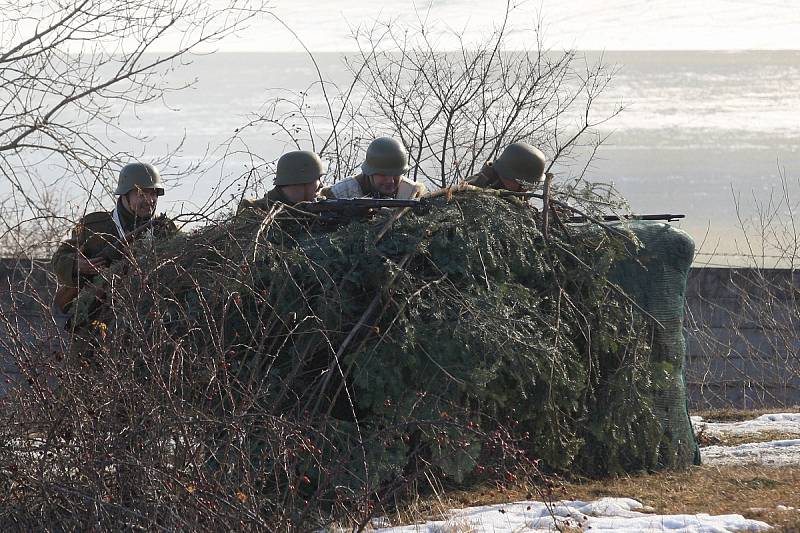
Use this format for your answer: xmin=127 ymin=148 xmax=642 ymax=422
xmin=373 ymin=498 xmax=772 ymax=532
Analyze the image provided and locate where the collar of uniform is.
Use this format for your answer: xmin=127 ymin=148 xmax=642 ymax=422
xmin=355 ymin=174 xmax=377 ymax=197
xmin=266 ymin=186 xmax=293 ymax=205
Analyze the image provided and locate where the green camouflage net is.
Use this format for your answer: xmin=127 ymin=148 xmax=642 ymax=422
xmin=608 ymin=221 xmax=700 ymax=469
xmin=94 ymin=188 xmax=697 ymax=490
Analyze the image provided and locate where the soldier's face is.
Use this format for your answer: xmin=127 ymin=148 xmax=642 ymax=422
xmin=370 ymin=174 xmax=400 ymax=196
xmin=123 ymin=187 xmax=159 ymax=217
xmin=282 ymin=180 xmax=320 ymax=204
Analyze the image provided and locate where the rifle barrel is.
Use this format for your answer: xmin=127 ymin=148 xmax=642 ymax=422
xmin=301 ymin=198 xmax=423 ymax=213
xmin=567 ymin=214 xmax=685 ymax=223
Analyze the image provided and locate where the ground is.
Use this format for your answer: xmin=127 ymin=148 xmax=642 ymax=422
xmin=369 ymin=410 xmax=800 ymax=532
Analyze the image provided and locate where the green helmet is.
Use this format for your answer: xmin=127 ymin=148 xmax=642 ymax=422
xmin=274 ymin=150 xmax=324 ymax=186
xmin=115 ymin=162 xmax=165 ymax=196
xmin=361 ymin=137 xmax=410 ymax=176
xmin=492 ymin=142 xmax=546 ymax=186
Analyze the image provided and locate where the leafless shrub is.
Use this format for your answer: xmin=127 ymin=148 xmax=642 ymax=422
xmin=227 ymin=5 xmax=621 ymax=196
xmin=0 ymin=0 xmax=268 ymax=208
xmin=343 ymin=9 xmax=620 ymax=188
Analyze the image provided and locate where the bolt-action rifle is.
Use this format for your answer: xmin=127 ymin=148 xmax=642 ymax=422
xmin=53 ymin=214 xmax=170 ymax=314
xmin=295 ymin=197 xmax=426 ymax=222
xmin=566 ymin=213 xmax=685 ymax=223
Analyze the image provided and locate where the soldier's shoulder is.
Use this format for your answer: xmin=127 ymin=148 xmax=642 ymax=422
xmin=465 ymin=161 xmax=497 ymax=188
xmin=318 ymin=186 xmax=336 ymax=199
xmin=154 ymin=214 xmax=179 ymax=235
xmin=77 ymin=211 xmax=115 ymax=232
xmin=81 ymin=211 xmax=112 ymax=224
xmin=408 ymin=179 xmax=426 ymax=194
xmin=237 ymin=197 xmax=270 ymax=214
xmin=238 ymin=197 xmax=262 ymax=208
xmin=327 ymin=175 xmax=366 ymax=199
xmin=466 ymin=174 xmax=484 ymax=187
xmin=396 ymin=177 xmax=426 ymax=199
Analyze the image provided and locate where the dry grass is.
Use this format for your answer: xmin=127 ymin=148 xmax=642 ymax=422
xmin=380 ymin=464 xmax=800 ymax=531
xmin=698 ymin=429 xmax=800 ymax=446
xmin=370 ymin=408 xmax=800 ymax=530
xmin=694 ymin=406 xmax=800 ymax=423
xmin=566 ymin=465 xmax=800 ymax=532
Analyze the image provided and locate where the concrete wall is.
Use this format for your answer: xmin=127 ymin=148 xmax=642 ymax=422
xmin=0 ymin=258 xmax=63 ymax=398
xmin=685 ymin=267 xmax=800 ymax=409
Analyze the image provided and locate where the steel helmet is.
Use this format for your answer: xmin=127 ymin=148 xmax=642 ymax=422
xmin=274 ymin=150 xmax=325 ymax=186
xmin=115 ymin=162 xmax=165 ymax=196
xmin=492 ymin=142 xmax=546 ymax=187
xmin=360 ymin=137 xmax=410 ymax=177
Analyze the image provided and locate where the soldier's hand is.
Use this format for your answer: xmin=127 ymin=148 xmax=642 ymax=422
xmin=76 ymin=255 xmax=107 ymax=274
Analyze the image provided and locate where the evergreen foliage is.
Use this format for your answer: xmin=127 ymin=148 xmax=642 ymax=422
xmin=126 ymin=189 xmax=686 ymax=482
xmin=30 ymin=188 xmax=696 ymax=527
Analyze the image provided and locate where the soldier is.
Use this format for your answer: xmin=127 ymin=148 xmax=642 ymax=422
xmin=237 ymin=150 xmax=325 ymax=213
xmin=52 ymin=162 xmax=176 ymax=317
xmin=320 ymin=137 xmax=426 ymax=200
xmin=467 ymin=142 xmax=547 ymax=192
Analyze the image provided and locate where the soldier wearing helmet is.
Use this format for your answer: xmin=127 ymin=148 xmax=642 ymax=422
xmin=237 ymin=150 xmax=325 ymax=214
xmin=51 ymin=162 xmax=177 ymax=297
xmin=320 ymin=137 xmax=426 ymax=200
xmin=467 ymin=142 xmax=548 ymax=192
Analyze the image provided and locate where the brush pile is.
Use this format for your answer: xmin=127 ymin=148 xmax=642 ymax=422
xmin=0 ymin=187 xmax=697 ymax=528
xmin=133 ymin=187 xmax=696 ymax=475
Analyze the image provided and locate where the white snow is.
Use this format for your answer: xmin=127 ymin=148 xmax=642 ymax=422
xmin=373 ymin=498 xmax=772 ymax=532
xmin=370 ymin=412 xmax=800 ymax=532
xmin=694 ymin=412 xmax=800 ymax=466
xmin=701 ymin=439 xmax=800 ymax=467
xmin=692 ymin=413 xmax=800 ymax=437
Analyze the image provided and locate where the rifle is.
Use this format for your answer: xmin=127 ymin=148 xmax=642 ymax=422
xmin=566 ymin=213 xmax=685 ymax=223
xmin=53 ymin=214 xmax=170 ymax=313
xmin=295 ymin=197 xmax=426 ymax=222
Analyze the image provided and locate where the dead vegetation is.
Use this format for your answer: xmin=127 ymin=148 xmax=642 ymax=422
xmin=375 ymin=464 xmax=800 ymax=532
xmin=567 ymin=465 xmax=800 ymax=532
xmin=694 ymin=406 xmax=800 ymax=423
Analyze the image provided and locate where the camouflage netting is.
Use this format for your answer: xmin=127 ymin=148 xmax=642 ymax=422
xmin=83 ymin=188 xmax=698 ymax=490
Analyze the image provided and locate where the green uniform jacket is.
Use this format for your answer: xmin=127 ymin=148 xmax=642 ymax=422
xmin=465 ymin=162 xmax=504 ymax=189
xmin=237 ymin=187 xmax=295 ymax=214
xmin=465 ymin=162 xmax=531 ymax=209
xmin=51 ymin=201 xmax=176 ymax=287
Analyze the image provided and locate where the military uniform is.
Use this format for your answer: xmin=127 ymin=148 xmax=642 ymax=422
xmin=465 ymin=162 xmax=505 ymax=190
xmin=237 ymin=150 xmax=326 ymax=214
xmin=237 ymin=187 xmax=296 ymax=214
xmin=52 ymin=199 xmax=176 ymax=361
xmin=319 ymin=174 xmax=426 ymax=200
xmin=320 ymin=137 xmax=425 ymax=199
xmin=52 ymin=199 xmax=176 ymax=289
xmin=53 ymin=161 xmax=175 ymax=344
